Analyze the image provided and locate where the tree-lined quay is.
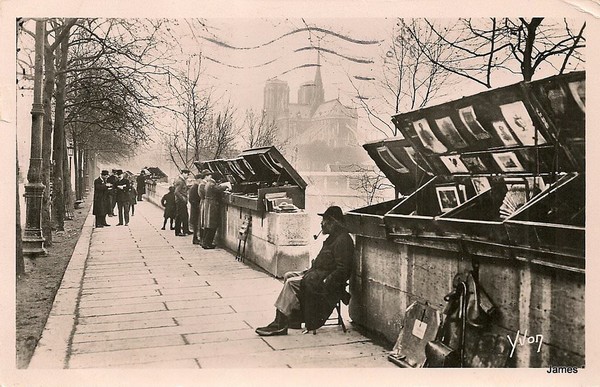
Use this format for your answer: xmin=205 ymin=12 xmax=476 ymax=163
xmin=15 ymin=17 xmax=585 ymax=373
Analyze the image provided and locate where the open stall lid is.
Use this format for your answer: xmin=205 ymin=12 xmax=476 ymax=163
xmin=238 ymin=146 xmax=307 ymax=189
xmin=391 ymin=71 xmax=584 ymax=177
xmin=362 ymin=137 xmax=434 ymax=196
xmin=145 ymin=167 xmax=167 ymax=179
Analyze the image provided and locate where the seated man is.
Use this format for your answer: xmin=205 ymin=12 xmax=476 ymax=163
xmin=255 ymin=206 xmax=354 ymax=336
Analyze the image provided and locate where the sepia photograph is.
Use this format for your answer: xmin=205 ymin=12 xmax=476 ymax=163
xmin=434 ymin=116 xmax=469 ymax=148
xmin=412 ymin=118 xmax=448 ymax=154
xmin=491 ymin=120 xmax=520 ymax=146
xmin=499 ymin=100 xmax=547 ymax=146
xmin=458 ymin=106 xmax=492 ymax=140
xmin=3 ymin=2 xmax=594 ymax=386
xmin=492 ymin=151 xmax=525 ymax=172
xmin=436 ymin=185 xmax=461 ymax=212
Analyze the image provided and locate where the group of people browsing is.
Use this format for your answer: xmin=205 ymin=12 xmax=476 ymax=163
xmin=161 ymin=168 xmax=229 ymax=249
xmin=93 ymin=169 xmax=141 ymax=228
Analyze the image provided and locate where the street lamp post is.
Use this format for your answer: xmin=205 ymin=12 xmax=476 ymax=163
xmin=23 ymin=19 xmax=47 ymax=257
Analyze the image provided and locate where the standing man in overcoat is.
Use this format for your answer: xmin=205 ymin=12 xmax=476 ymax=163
xmin=107 ymin=169 xmax=118 ymax=217
xmin=136 ymin=170 xmax=147 ymax=201
xmin=201 ymin=171 xmax=229 ymax=249
xmin=93 ymin=170 xmax=111 ymax=228
xmin=115 ymin=170 xmax=131 ymax=226
xmin=174 ymin=169 xmax=192 ymax=236
xmin=255 ymin=206 xmax=354 ymax=336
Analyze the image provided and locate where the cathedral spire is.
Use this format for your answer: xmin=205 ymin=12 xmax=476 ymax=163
xmin=313 ymin=44 xmax=324 ymax=107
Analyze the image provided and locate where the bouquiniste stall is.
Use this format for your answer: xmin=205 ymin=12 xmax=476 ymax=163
xmin=346 ymin=71 xmax=585 ymax=367
xmin=196 ymin=146 xmax=311 ymax=277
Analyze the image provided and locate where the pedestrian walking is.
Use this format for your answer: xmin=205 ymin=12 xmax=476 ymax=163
xmin=136 ymin=170 xmax=147 ymax=201
xmin=93 ymin=170 xmax=112 ymax=228
xmin=115 ymin=170 xmax=131 ymax=226
xmin=129 ymin=180 xmax=138 ymax=216
xmin=174 ymin=169 xmax=192 ymax=236
xmin=201 ymin=171 xmax=229 ymax=249
xmin=161 ymin=186 xmax=176 ymax=230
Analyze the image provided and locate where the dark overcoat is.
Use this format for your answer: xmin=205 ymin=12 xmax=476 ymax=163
xmin=161 ymin=190 xmax=176 ymax=219
xmin=202 ymin=178 xmax=227 ymax=229
xmin=300 ymin=229 xmax=354 ymax=330
xmin=93 ymin=177 xmax=109 ymax=216
xmin=189 ymin=182 xmax=200 ymax=228
xmin=115 ymin=177 xmax=131 ymax=203
xmin=136 ymin=174 xmax=146 ymax=195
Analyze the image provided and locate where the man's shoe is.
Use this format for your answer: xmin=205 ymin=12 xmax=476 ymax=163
xmin=193 ymin=240 xmax=201 ymax=245
xmin=95 ymin=224 xmax=104 ymax=228
xmin=125 ymin=223 xmax=129 ymax=226
xmin=103 ymin=223 xmax=110 ymax=227
xmin=161 ymin=227 xmax=166 ymax=230
xmin=255 ymin=325 xmax=288 ymax=336
xmin=116 ymin=223 xmax=123 ymax=226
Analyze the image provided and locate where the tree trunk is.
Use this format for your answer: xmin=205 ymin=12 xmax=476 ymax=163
xmin=41 ymin=40 xmax=56 ymax=245
xmin=51 ymin=27 xmax=70 ymax=231
xmin=521 ymin=18 xmax=542 ymax=82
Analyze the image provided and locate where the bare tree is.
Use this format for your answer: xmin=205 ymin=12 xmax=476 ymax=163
xmin=348 ymin=165 xmax=395 ymax=206
xmin=164 ymin=54 xmax=240 ymax=170
xmin=241 ymin=108 xmax=287 ymax=151
xmin=348 ymin=19 xmax=452 ymax=138
xmin=405 ymin=18 xmax=585 ymax=87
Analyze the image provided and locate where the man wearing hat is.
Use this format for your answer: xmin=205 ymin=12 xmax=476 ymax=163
xmin=107 ymin=169 xmax=118 ymax=216
xmin=255 ymin=206 xmax=354 ymax=336
xmin=173 ymin=168 xmax=193 ymax=236
xmin=115 ymin=170 xmax=131 ymax=226
xmin=93 ymin=170 xmax=112 ymax=228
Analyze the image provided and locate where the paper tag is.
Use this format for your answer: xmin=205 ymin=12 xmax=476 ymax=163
xmin=411 ymin=319 xmax=427 ymax=340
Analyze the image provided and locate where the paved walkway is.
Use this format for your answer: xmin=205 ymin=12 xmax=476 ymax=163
xmin=29 ymin=201 xmax=394 ymax=369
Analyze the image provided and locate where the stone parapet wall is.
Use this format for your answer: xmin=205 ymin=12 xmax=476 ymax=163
xmin=349 ymin=235 xmax=584 ymax=368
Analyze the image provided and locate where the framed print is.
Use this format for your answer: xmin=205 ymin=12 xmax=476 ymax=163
xmin=471 ymin=177 xmax=491 ymax=194
xmin=412 ymin=118 xmax=448 ymax=154
xmin=568 ymin=81 xmax=586 ymax=112
xmin=461 ymin=156 xmax=488 ymax=173
xmin=491 ymin=120 xmax=519 ymax=146
xmin=492 ymin=151 xmax=525 ymax=172
xmin=434 ymin=116 xmax=468 ymax=148
xmin=440 ymin=155 xmax=469 ymax=173
xmin=499 ymin=101 xmax=546 ymax=146
xmin=436 ymin=185 xmax=461 ymax=212
xmin=458 ymin=106 xmax=491 ymax=140
xmin=377 ymin=146 xmax=410 ymax=173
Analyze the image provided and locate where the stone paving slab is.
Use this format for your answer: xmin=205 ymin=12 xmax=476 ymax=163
xmin=29 ymin=201 xmax=393 ymax=370
xmin=72 ymin=334 xmax=186 ymax=354
xmin=78 ymin=305 xmax=234 ymax=326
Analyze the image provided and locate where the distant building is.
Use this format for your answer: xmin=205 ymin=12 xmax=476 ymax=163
xmin=263 ymin=56 xmax=388 ymax=210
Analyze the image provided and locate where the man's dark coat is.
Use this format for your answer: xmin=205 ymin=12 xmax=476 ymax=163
xmin=93 ymin=177 xmax=109 ymax=216
xmin=300 ymin=228 xmax=354 ymax=330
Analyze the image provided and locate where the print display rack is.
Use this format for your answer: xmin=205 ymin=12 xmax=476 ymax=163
xmin=346 ymin=71 xmax=585 ymax=270
xmin=195 ymin=146 xmax=307 ymax=212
